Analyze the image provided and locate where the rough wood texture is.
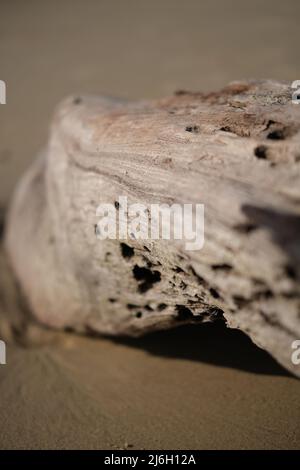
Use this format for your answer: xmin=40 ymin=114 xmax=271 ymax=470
xmin=5 ymin=80 xmax=300 ymax=376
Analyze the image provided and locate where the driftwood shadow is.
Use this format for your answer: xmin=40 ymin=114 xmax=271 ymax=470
xmin=113 ymin=321 xmax=290 ymax=377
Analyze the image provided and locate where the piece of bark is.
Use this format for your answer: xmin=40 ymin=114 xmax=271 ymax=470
xmin=5 ymin=80 xmax=300 ymax=376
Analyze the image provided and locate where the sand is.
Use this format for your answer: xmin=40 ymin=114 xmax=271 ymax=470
xmin=0 ymin=0 xmax=300 ymax=450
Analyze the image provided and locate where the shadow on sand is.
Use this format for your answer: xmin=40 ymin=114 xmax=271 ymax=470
xmin=113 ymin=321 xmax=291 ymax=377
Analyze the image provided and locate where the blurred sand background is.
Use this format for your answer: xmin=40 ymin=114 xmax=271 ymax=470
xmin=0 ymin=0 xmax=300 ymax=449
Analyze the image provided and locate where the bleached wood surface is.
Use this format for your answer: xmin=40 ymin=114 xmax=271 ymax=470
xmin=5 ymin=80 xmax=300 ymax=376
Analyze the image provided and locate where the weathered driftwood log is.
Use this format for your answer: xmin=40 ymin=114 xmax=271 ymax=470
xmin=5 ymin=80 xmax=300 ymax=376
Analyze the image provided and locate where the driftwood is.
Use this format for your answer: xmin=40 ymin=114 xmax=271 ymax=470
xmin=5 ymin=80 xmax=300 ymax=376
